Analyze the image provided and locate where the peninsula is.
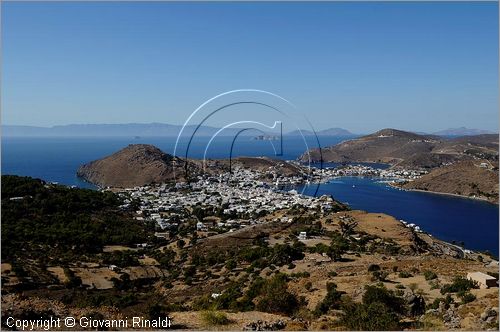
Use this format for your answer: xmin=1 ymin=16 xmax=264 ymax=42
xmin=299 ymin=129 xmax=499 ymax=203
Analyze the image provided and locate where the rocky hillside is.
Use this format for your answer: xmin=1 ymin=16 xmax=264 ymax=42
xmin=77 ymin=145 xmax=307 ymax=188
xmin=399 ymin=160 xmax=499 ymax=203
xmin=2 ymin=176 xmax=498 ymax=331
xmin=299 ymin=129 xmax=498 ymax=169
xmin=77 ymin=144 xmax=195 ymax=188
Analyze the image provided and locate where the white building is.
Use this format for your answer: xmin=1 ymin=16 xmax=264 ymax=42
xmin=467 ymin=272 xmax=497 ymax=289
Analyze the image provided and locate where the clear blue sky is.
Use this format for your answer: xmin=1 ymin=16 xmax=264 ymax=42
xmin=2 ymin=1 xmax=498 ymax=133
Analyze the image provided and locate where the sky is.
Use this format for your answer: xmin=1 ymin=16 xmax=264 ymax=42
xmin=2 ymin=1 xmax=498 ymax=133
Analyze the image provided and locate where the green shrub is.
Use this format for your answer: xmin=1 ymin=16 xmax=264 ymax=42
xmin=427 ymin=295 xmax=454 ymax=310
xmin=270 ymin=243 xmax=305 ymax=266
xmin=458 ymin=291 xmax=476 ymax=304
xmin=398 ymin=271 xmax=413 ymax=278
xmin=363 ymin=285 xmax=406 ymax=315
xmin=200 ymin=311 xmax=231 ymax=326
xmin=225 ymin=259 xmax=237 ymax=270
xmin=255 ymin=273 xmax=299 ymax=315
xmin=290 ymin=271 xmax=310 ymax=279
xmin=148 ymin=303 xmax=169 ymax=320
xmin=341 ymin=301 xmax=401 ymax=331
xmin=368 ymin=264 xmax=381 ymax=272
xmin=440 ymin=276 xmax=478 ymax=294
xmin=315 ymin=282 xmax=343 ymax=315
xmin=423 ymin=270 xmax=438 ymax=281
xmin=328 ymin=232 xmax=349 ymax=261
xmin=328 ymin=271 xmax=338 ymax=277
xmin=428 ymin=280 xmax=440 ymax=290
xmin=340 ymin=284 xmax=406 ymax=330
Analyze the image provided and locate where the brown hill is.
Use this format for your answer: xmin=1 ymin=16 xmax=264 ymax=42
xmin=399 ymin=160 xmax=499 ymax=203
xmin=299 ymin=129 xmax=498 ymax=169
xmin=78 ymin=145 xmax=306 ymax=188
xmin=77 ymin=144 xmax=193 ymax=188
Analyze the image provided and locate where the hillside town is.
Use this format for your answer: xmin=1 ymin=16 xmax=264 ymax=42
xmin=308 ymin=163 xmax=428 ymax=181
xmin=116 ymin=163 xmax=428 ymax=240
xmin=118 ymin=166 xmax=342 ymax=238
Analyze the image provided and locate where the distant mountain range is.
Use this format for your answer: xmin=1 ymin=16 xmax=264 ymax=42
xmin=287 ymin=127 xmax=354 ymax=136
xmin=431 ymin=127 xmax=497 ymax=136
xmin=2 ymin=124 xmax=496 ymax=138
xmin=2 ymin=123 xmax=355 ymax=137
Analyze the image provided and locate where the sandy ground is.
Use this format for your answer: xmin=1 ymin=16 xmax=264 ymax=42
xmin=72 ymin=267 xmax=118 ymax=289
xmin=169 ymin=310 xmax=289 ymax=330
xmin=126 ymin=266 xmax=166 ymax=280
xmin=103 ymin=245 xmax=138 ymax=252
xmin=47 ymin=267 xmax=69 ymax=284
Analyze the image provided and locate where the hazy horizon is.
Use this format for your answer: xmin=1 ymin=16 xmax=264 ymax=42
xmin=2 ymin=122 xmax=498 ymax=136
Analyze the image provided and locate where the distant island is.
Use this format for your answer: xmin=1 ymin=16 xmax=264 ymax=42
xmin=253 ymin=135 xmax=280 ymax=141
xmin=2 ymin=123 xmax=355 ymax=137
xmin=287 ymin=128 xmax=355 ymax=136
xmin=5 ymin=123 xmax=497 ymax=138
xmin=432 ymin=127 xmax=497 ymax=136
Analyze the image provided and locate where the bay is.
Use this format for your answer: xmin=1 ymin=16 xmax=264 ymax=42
xmin=2 ymin=136 xmax=498 ymax=256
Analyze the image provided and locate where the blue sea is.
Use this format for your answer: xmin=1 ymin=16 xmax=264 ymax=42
xmin=2 ymin=136 xmax=499 ymax=256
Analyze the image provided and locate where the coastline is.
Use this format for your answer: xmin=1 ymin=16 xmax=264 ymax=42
xmin=388 ymin=182 xmax=498 ymax=205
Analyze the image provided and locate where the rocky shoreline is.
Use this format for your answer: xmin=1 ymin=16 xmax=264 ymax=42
xmin=388 ymin=182 xmax=498 ymax=205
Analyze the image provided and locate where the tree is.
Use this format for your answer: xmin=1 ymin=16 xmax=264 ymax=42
xmin=315 ymin=282 xmax=343 ymax=315
xmin=269 ymin=243 xmax=304 ymax=266
xmin=339 ymin=217 xmax=358 ymax=238
xmin=362 ymin=285 xmax=406 ymax=315
xmin=328 ymin=232 xmax=349 ymax=261
xmin=341 ymin=301 xmax=401 ymax=331
xmin=340 ymin=285 xmax=406 ymax=330
xmin=255 ymin=274 xmax=299 ymax=315
xmin=423 ymin=270 xmax=438 ymax=281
